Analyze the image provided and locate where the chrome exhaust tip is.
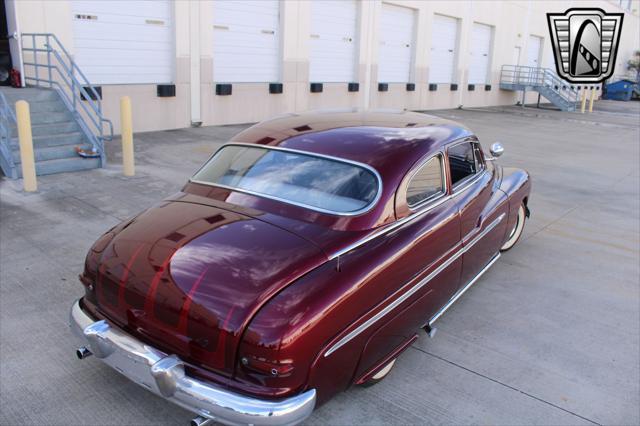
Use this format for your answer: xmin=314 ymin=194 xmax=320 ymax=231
xmin=423 ymin=325 xmax=437 ymax=338
xmin=76 ymin=346 xmax=92 ymax=359
xmin=190 ymin=416 xmax=213 ymax=426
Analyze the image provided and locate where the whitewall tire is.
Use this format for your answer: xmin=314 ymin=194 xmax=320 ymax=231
xmin=501 ymin=203 xmax=526 ymax=251
xmin=360 ymin=359 xmax=396 ymax=387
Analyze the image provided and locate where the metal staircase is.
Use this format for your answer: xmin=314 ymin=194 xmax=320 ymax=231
xmin=500 ymin=65 xmax=580 ymax=112
xmin=0 ymin=33 xmax=113 ymax=179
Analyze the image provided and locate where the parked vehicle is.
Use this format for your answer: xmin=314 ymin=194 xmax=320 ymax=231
xmin=70 ymin=110 xmax=531 ymax=425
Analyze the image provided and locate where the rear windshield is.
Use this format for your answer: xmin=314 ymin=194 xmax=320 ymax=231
xmin=191 ymin=145 xmax=380 ymax=214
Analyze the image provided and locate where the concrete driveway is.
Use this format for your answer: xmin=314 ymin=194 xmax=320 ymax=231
xmin=1 ymin=101 xmax=638 ymax=425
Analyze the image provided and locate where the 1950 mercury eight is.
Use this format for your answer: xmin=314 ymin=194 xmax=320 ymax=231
xmin=70 ymin=110 xmax=531 ymax=425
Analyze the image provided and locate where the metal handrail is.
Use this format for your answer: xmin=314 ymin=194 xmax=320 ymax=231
xmin=500 ymin=64 xmax=580 ymax=106
xmin=0 ymin=91 xmax=17 ymax=172
xmin=20 ymin=33 xmax=113 ymax=156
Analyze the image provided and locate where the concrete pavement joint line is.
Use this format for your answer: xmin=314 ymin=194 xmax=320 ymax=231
xmin=410 ymin=346 xmax=602 ymax=426
xmin=522 ymin=205 xmax=579 ymax=244
xmin=69 ymin=195 xmax=129 ymax=223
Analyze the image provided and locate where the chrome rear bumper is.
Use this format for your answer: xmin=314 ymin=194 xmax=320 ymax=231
xmin=69 ymin=299 xmax=316 ymax=426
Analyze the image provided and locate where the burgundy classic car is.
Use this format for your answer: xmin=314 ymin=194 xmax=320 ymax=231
xmin=70 ymin=110 xmax=530 ymax=425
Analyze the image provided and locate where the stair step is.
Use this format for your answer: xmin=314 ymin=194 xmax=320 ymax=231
xmin=2 ymin=87 xmax=59 ymax=102
xmin=0 ymin=149 xmax=17 ymax=178
xmin=10 ymin=121 xmax=80 ymax=137
xmin=1 ymin=86 xmax=107 ymax=178
xmin=10 ymin=131 xmax=85 ymax=149
xmin=28 ymin=110 xmax=74 ymax=125
xmin=11 ymin=143 xmax=93 ymax=163
xmin=15 ymin=156 xmax=101 ymax=178
xmin=26 ymin=99 xmax=68 ymax=113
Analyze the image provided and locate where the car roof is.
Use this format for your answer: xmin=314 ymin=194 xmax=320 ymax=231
xmin=231 ymin=109 xmax=473 ymax=175
xmin=193 ymin=110 xmax=476 ymax=231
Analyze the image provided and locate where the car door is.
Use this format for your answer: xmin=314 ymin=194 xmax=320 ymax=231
xmin=395 ymin=152 xmax=463 ymax=316
xmin=448 ymin=139 xmax=508 ymax=291
xmin=352 ymin=152 xmax=463 ymax=381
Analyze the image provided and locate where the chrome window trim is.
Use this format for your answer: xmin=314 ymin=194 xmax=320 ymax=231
xmin=448 ymin=139 xmax=485 ymax=192
xmin=473 ymin=142 xmax=486 ymax=172
xmin=406 ymin=152 xmax=447 ymax=210
xmin=451 ymin=169 xmax=487 ymax=195
xmin=189 ymin=143 xmax=383 ymax=217
xmin=328 ymin=169 xmax=488 ymax=261
xmin=324 ymin=212 xmax=505 ymax=357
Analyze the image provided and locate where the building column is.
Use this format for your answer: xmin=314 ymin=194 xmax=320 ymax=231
xmin=189 ymin=1 xmax=201 ymax=125
xmin=360 ymin=1 xmax=377 ymax=110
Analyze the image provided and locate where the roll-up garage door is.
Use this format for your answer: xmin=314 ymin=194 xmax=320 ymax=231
xmin=429 ymin=15 xmax=458 ymax=84
xmin=468 ymin=23 xmax=492 ymax=84
xmin=213 ymin=0 xmax=280 ymax=83
xmin=527 ymin=35 xmax=543 ymax=68
xmin=71 ymin=0 xmax=173 ymax=85
xmin=309 ymin=0 xmax=358 ymax=82
xmin=378 ymin=4 xmax=415 ymax=83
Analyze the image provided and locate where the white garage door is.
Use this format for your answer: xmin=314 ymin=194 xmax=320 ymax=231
xmin=71 ymin=0 xmax=173 ymax=85
xmin=378 ymin=4 xmax=415 ymax=83
xmin=309 ymin=0 xmax=358 ymax=82
xmin=468 ymin=23 xmax=492 ymax=84
xmin=213 ymin=0 xmax=280 ymax=83
xmin=429 ymin=15 xmax=458 ymax=84
xmin=527 ymin=35 xmax=543 ymax=68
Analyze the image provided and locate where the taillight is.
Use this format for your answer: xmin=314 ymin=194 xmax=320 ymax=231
xmin=240 ymin=355 xmax=295 ymax=378
xmin=80 ymin=250 xmax=100 ymax=303
xmin=235 ymin=330 xmax=301 ymax=392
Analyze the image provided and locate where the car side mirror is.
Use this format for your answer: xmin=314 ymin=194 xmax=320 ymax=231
xmin=488 ymin=142 xmax=504 ymax=160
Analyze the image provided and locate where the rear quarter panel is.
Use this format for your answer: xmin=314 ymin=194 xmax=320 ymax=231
xmin=238 ymin=199 xmax=462 ymax=405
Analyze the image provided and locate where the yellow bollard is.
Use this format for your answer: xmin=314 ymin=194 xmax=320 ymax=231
xmin=15 ymin=100 xmax=37 ymax=192
xmin=580 ymin=88 xmax=588 ymax=113
xmin=588 ymin=87 xmax=596 ymax=113
xmin=120 ymin=96 xmax=135 ymax=176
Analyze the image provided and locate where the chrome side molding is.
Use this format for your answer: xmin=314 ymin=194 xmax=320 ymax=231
xmin=324 ymin=213 xmax=505 ymax=357
xmin=329 ymin=170 xmax=490 ymax=261
xmin=428 ymin=252 xmax=501 ymax=327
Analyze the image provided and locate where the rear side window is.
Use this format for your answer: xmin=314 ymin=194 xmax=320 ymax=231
xmin=448 ymin=142 xmax=478 ymax=186
xmin=191 ymin=145 xmax=380 ymax=214
xmin=406 ymin=155 xmax=445 ymax=208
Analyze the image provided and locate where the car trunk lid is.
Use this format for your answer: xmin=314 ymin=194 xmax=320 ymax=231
xmin=93 ymin=200 xmax=327 ymax=376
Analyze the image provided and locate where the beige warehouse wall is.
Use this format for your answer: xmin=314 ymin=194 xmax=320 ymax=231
xmin=10 ymin=0 xmax=640 ymax=133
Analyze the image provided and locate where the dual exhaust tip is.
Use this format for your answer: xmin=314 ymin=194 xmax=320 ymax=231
xmin=190 ymin=417 xmax=214 ymax=426
xmin=76 ymin=346 xmax=213 ymax=426
xmin=76 ymin=346 xmax=92 ymax=360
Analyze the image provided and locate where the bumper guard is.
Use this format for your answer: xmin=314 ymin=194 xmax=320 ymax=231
xmin=69 ymin=299 xmax=316 ymax=426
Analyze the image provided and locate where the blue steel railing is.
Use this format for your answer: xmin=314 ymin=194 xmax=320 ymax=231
xmin=0 ymin=90 xmax=17 ymax=177
xmin=500 ymin=64 xmax=580 ymax=107
xmin=20 ymin=33 xmax=113 ymax=159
